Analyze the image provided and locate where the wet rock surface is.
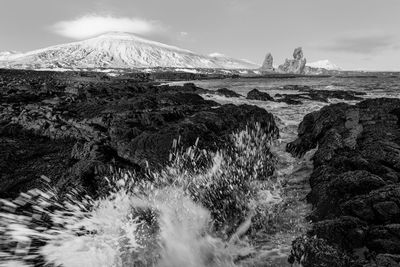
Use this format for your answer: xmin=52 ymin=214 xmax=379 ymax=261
xmin=210 ymin=84 xmax=367 ymax=105
xmin=246 ymin=88 xmax=274 ymax=101
xmin=287 ymin=98 xmax=400 ymax=266
xmin=215 ymin=87 xmax=242 ymax=97
xmin=0 ymin=70 xmax=278 ymax=199
xmin=274 ymin=84 xmax=367 ymax=105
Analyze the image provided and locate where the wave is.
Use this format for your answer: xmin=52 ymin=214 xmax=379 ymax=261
xmin=0 ymin=123 xmax=283 ymax=267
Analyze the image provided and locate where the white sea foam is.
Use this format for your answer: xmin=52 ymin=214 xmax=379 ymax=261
xmin=1 ymin=124 xmax=285 ymax=266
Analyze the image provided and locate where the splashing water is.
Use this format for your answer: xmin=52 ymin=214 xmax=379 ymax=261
xmin=0 ymin=123 xmax=284 ymax=267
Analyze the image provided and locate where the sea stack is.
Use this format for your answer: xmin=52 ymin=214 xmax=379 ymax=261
xmin=260 ymin=53 xmax=274 ymax=72
xmin=278 ymin=47 xmax=307 ymax=74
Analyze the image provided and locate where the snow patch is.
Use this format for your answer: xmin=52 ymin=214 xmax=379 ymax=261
xmin=307 ymin=60 xmax=341 ymax=70
xmin=174 ymin=68 xmax=199 ymax=73
xmin=209 ymin=52 xmax=226 ymax=58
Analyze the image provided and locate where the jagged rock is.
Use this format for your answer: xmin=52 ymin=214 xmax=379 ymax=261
xmin=278 ymin=47 xmax=307 ymax=74
xmin=260 ymin=53 xmax=273 ymax=72
xmin=293 ymin=47 xmax=304 ymax=60
xmin=215 ymin=88 xmax=242 ymax=98
xmin=274 ymin=94 xmax=303 ymax=105
xmin=288 ymin=98 xmax=400 ymax=264
xmin=246 ymin=89 xmax=274 ymax=101
xmin=0 ymin=124 xmax=74 ymax=199
xmin=0 ymin=69 xmax=279 ymax=198
xmin=283 ymin=85 xmax=313 ymax=91
xmin=342 ymin=185 xmax=400 ymax=224
xmin=374 ymin=254 xmax=400 ymax=267
xmin=277 ymin=85 xmax=365 ymax=103
xmin=113 ymin=104 xmax=278 ymax=168
xmin=289 ymin=235 xmax=353 ymax=267
xmin=367 ymin=224 xmax=400 ymax=254
xmin=310 ymin=216 xmax=367 ymax=250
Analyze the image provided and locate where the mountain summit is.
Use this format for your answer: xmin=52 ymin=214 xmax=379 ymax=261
xmin=0 ymin=32 xmax=259 ymax=70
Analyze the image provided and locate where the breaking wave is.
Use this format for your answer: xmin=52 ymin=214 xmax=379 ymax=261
xmin=0 ymin=123 xmax=284 ymax=267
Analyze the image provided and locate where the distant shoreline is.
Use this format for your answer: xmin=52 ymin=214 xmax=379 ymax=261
xmin=1 ymin=68 xmax=399 ymax=83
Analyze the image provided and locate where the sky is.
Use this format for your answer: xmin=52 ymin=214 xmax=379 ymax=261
xmin=0 ymin=0 xmax=399 ymax=71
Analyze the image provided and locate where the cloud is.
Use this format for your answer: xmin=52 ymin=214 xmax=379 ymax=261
xmin=319 ymin=34 xmax=398 ymax=54
xmin=52 ymin=15 xmax=164 ymax=39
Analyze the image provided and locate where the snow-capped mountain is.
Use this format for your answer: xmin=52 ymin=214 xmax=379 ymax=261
xmin=0 ymin=32 xmax=259 ymax=70
xmin=306 ymin=60 xmax=341 ymax=70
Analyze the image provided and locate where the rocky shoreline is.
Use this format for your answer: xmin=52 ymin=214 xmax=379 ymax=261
xmin=287 ymin=98 xmax=400 ymax=266
xmin=1 ymin=69 xmax=400 ymax=266
xmin=0 ymin=70 xmax=278 ymax=199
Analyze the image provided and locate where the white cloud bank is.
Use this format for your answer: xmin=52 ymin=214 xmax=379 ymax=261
xmin=52 ymin=15 xmax=163 ymax=39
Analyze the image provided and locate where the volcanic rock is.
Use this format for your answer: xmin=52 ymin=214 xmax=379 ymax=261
xmin=287 ymin=98 xmax=400 ymax=265
xmin=246 ymin=89 xmax=274 ymax=101
xmin=274 ymin=86 xmax=366 ymax=105
xmin=0 ymin=69 xmax=279 ymax=199
xmin=278 ymin=47 xmax=307 ymax=74
xmin=215 ymin=88 xmax=242 ymax=98
xmin=293 ymin=47 xmax=303 ymax=60
xmin=260 ymin=53 xmax=274 ymax=72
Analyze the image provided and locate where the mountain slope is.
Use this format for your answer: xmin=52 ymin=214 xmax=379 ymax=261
xmin=0 ymin=51 xmax=22 ymax=61
xmin=0 ymin=32 xmax=259 ymax=70
xmin=306 ymin=60 xmax=341 ymax=70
